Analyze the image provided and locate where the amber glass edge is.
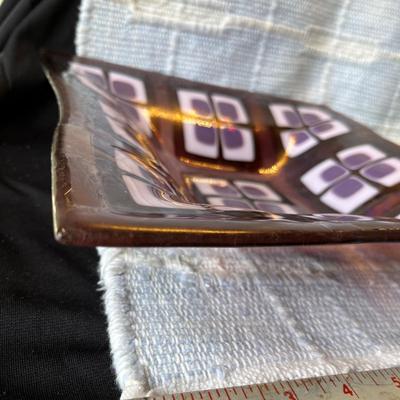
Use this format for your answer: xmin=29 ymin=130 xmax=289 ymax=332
xmin=41 ymin=51 xmax=73 ymax=245
xmin=48 ymin=209 xmax=400 ymax=247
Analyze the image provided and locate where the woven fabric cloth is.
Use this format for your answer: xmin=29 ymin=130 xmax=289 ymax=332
xmin=76 ymin=1 xmax=400 ymax=399
xmin=99 ymin=245 xmax=400 ymax=399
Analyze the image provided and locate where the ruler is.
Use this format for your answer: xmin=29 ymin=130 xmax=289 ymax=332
xmin=139 ymin=367 xmax=400 ymax=400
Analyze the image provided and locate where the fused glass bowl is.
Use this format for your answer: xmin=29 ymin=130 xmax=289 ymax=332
xmin=43 ymin=52 xmax=400 ymax=246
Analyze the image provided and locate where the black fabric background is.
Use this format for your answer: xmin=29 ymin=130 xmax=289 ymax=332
xmin=0 ymin=1 xmax=120 ymax=398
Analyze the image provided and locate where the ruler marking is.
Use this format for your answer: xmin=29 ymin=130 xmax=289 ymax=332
xmin=360 ymin=371 xmax=367 ymax=380
xmin=354 ymin=372 xmax=364 ymax=385
xmin=316 ymin=379 xmax=327 ymax=394
xmin=345 ymin=382 xmax=359 ymax=399
xmin=367 ymin=371 xmax=379 ymax=385
xmin=301 ymin=379 xmax=309 ymax=391
xmin=378 ymin=369 xmax=386 ymax=379
xmin=344 ymin=374 xmax=358 ymax=395
xmin=344 ymin=373 xmax=359 ymax=398
xmin=391 ymin=368 xmax=400 ymax=379
xmin=287 ymin=381 xmax=298 ymax=399
xmin=256 ymin=385 xmax=265 ymax=400
xmin=155 ymin=367 xmax=400 ymax=400
xmin=272 ymin=383 xmax=280 ymax=395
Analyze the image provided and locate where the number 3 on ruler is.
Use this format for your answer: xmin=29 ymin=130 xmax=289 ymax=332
xmin=284 ymin=391 xmax=297 ymax=400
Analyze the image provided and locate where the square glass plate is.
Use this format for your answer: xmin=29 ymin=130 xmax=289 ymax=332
xmin=42 ymin=52 xmax=400 ymax=246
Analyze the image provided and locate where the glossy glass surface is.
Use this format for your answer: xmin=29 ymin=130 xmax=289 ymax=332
xmin=43 ymin=52 xmax=400 ymax=246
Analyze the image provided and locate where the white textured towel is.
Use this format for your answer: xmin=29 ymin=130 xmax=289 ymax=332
xmin=76 ymin=1 xmax=400 ymax=398
xmin=99 ymin=245 xmax=400 ymax=399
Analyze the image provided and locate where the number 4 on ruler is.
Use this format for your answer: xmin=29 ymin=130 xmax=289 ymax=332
xmin=391 ymin=376 xmax=400 ymax=388
xmin=343 ymin=384 xmax=354 ymax=396
xmin=283 ymin=391 xmax=297 ymax=400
